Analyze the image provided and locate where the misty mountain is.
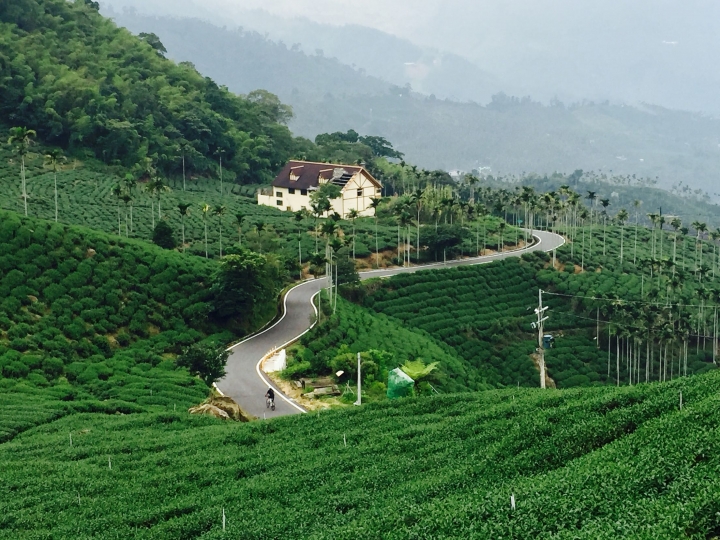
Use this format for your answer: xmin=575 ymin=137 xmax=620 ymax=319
xmin=100 ymin=0 xmax=720 ymax=115
xmin=101 ymin=9 xmax=720 ymax=196
xmin=104 ymin=9 xmax=390 ymax=100
xmin=100 ymin=0 xmax=501 ymax=104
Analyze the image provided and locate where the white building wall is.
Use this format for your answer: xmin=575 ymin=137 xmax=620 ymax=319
xmin=258 ymin=171 xmax=382 ymax=217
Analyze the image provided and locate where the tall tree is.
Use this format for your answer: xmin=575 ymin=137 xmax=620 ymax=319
xmin=213 ymin=205 xmax=227 ymax=257
xmin=151 ymin=177 xmax=171 ymax=220
xmin=616 ymin=209 xmax=629 ymax=263
xmin=7 ymin=127 xmax=36 ymax=216
xmin=670 ymin=217 xmax=682 ymax=269
xmin=411 ymin=188 xmax=423 ymax=262
xmin=600 ymin=198 xmax=610 ymax=256
xmin=369 ymin=197 xmax=382 ymax=268
xmin=235 ymin=212 xmax=245 ymax=247
xmin=632 ymin=199 xmax=642 ymax=264
xmin=123 ymin=173 xmax=137 ymax=233
xmin=111 ymin=184 xmax=123 ymax=235
xmin=43 ymin=149 xmax=66 ymax=222
xmin=585 ymin=191 xmax=597 ymax=259
xmin=201 ymin=203 xmax=211 ymax=259
xmin=177 ymin=203 xmax=191 ymax=252
xmin=347 ymin=209 xmax=360 ymax=260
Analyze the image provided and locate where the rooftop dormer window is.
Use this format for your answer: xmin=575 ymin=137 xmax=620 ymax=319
xmin=289 ymin=165 xmax=304 ymax=182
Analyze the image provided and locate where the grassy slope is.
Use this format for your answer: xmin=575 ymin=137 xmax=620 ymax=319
xmin=362 ymin=225 xmax=720 ymax=389
xmin=2 ymin=371 xmax=720 ymax=538
xmin=290 ymin=296 xmax=485 ymax=393
xmin=0 ymin=143 xmax=519 ymax=264
xmin=0 ymin=210 xmax=241 ymax=443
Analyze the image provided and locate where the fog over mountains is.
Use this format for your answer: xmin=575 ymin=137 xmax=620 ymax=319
xmin=99 ymin=0 xmax=720 ymax=196
xmin=102 ymin=0 xmax=720 ymax=113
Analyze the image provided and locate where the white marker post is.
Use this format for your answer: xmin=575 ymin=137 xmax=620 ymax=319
xmin=354 ymin=352 xmax=362 ymax=406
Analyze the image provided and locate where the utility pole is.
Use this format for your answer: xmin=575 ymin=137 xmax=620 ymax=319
xmin=534 ymin=289 xmax=549 ymax=389
xmin=354 ymin=352 xmax=362 ymax=406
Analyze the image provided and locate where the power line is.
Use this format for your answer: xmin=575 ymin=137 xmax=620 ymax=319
xmin=544 ymin=290 xmax=720 ymax=310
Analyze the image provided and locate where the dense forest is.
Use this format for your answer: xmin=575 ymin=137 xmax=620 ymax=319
xmin=0 ymin=0 xmax=385 ymax=183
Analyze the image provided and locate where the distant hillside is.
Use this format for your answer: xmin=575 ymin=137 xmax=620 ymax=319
xmin=105 ymin=10 xmax=391 ymax=101
xmin=101 ymin=1 xmax=500 ymax=103
xmin=290 ymin=94 xmax=720 ymax=196
xmin=102 ymin=10 xmax=720 ymax=197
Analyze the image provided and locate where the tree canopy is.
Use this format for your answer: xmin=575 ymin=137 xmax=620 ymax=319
xmin=0 ymin=0 xmax=302 ymax=183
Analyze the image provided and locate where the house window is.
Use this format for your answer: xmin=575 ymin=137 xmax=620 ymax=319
xmin=357 ymin=189 xmax=363 ymax=197
xmin=288 ymin=188 xmax=296 ymax=194
xmin=276 ymin=200 xmax=283 ymax=206
xmin=276 ymin=191 xmax=283 ymax=198
xmin=287 ymin=206 xmax=292 ymax=212
xmin=301 ymin=189 xmax=307 ymax=196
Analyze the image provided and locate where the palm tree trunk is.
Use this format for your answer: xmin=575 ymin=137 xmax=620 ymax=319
xmin=634 ymin=221 xmax=638 ymax=264
xmin=204 ymin=221 xmax=208 ymax=259
xmin=616 ymin=335 xmax=620 ymax=386
xmin=182 ymin=217 xmax=186 ymax=252
xmin=54 ymin=170 xmax=58 ymax=222
xmin=219 ymin=222 xmax=223 ymax=257
xmin=417 ymin=211 xmax=421 ymax=263
xmin=150 ymin=200 xmax=155 ymax=229
xmin=21 ymin=156 xmax=28 ymax=216
xmin=375 ymin=219 xmax=379 ymax=269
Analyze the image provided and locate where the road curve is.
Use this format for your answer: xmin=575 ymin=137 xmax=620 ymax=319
xmin=217 ymin=229 xmax=566 ymax=418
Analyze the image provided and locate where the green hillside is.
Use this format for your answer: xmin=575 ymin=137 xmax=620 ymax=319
xmin=284 ymin=296 xmax=487 ymax=394
xmin=0 ymin=210 xmax=286 ymax=439
xmin=358 ymin=223 xmax=720 ymax=389
xmin=3 ymin=371 xmax=720 ymax=537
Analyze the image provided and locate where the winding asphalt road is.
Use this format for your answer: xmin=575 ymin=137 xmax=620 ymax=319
xmin=217 ymin=229 xmax=566 ymax=418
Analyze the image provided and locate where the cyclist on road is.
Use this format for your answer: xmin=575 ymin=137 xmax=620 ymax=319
xmin=265 ymin=387 xmax=275 ymax=407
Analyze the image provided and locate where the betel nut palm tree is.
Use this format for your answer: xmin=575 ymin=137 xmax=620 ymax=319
xmin=616 ymin=208 xmax=629 ymax=263
xmin=44 ymin=149 xmax=66 ymax=222
xmin=213 ymin=204 xmax=227 ymax=257
xmin=201 ymin=203 xmax=211 ymax=259
xmin=369 ymin=197 xmax=382 ymax=268
xmin=8 ymin=127 xmax=36 ymax=216
xmin=177 ymin=203 xmax=191 ymax=252
xmin=347 ymin=208 xmax=360 ymax=260
xmin=235 ymin=212 xmax=245 ymax=247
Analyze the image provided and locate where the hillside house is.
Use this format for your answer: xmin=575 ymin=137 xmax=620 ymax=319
xmin=258 ymin=160 xmax=382 ymax=217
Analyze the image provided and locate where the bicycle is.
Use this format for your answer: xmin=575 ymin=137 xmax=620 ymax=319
xmin=266 ymin=396 xmax=275 ymax=411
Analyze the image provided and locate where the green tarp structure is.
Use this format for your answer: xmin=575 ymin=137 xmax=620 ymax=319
xmin=387 ymin=368 xmax=414 ymax=399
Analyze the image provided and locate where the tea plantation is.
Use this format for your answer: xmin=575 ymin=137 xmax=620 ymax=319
xmin=2 ymin=370 xmax=720 ymax=538
xmin=359 ymin=223 xmax=720 ymax=390
xmin=284 ymin=296 xmax=490 ymax=394
xmin=0 ymin=143 xmax=519 ymax=267
xmin=0 ymin=209 xmax=278 ymax=444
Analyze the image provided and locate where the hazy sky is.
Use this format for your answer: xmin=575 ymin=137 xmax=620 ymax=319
xmin=102 ymin=0 xmax=720 ymax=112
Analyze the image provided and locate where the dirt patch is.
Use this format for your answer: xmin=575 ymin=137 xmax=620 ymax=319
xmin=189 ymin=395 xmax=251 ymax=421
